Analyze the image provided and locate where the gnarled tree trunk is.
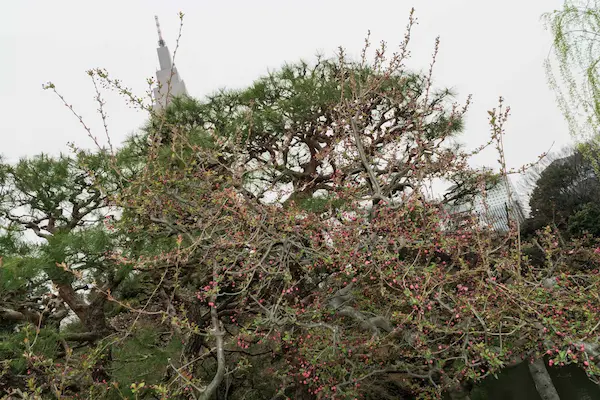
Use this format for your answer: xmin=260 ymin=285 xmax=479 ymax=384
xmin=529 ymin=358 xmax=560 ymax=400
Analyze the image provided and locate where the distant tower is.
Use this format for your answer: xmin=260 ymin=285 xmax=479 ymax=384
xmin=153 ymin=16 xmax=187 ymax=110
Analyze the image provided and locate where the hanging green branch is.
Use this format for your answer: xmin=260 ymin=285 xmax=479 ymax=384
xmin=543 ymin=0 xmax=600 ymax=172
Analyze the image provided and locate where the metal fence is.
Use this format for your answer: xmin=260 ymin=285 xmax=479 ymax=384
xmin=444 ymin=201 xmax=526 ymax=233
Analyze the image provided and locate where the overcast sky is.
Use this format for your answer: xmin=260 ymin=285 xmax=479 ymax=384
xmin=1 ymin=0 xmax=572 ymax=172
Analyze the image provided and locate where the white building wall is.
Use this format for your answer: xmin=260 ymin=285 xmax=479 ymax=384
xmin=153 ymin=43 xmax=187 ymax=110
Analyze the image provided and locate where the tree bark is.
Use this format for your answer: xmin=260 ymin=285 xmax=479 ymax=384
xmin=0 ymin=307 xmax=40 ymax=325
xmin=199 ymin=268 xmax=226 ymax=400
xmin=529 ymin=358 xmax=560 ymax=400
xmin=56 ymin=283 xmax=109 ymax=336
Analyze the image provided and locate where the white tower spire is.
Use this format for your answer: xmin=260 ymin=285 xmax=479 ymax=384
xmin=155 ymin=15 xmax=165 ymax=47
xmin=152 ymin=16 xmax=188 ymax=110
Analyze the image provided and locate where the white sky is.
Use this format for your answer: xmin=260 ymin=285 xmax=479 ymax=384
xmin=1 ymin=0 xmax=572 ymax=172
